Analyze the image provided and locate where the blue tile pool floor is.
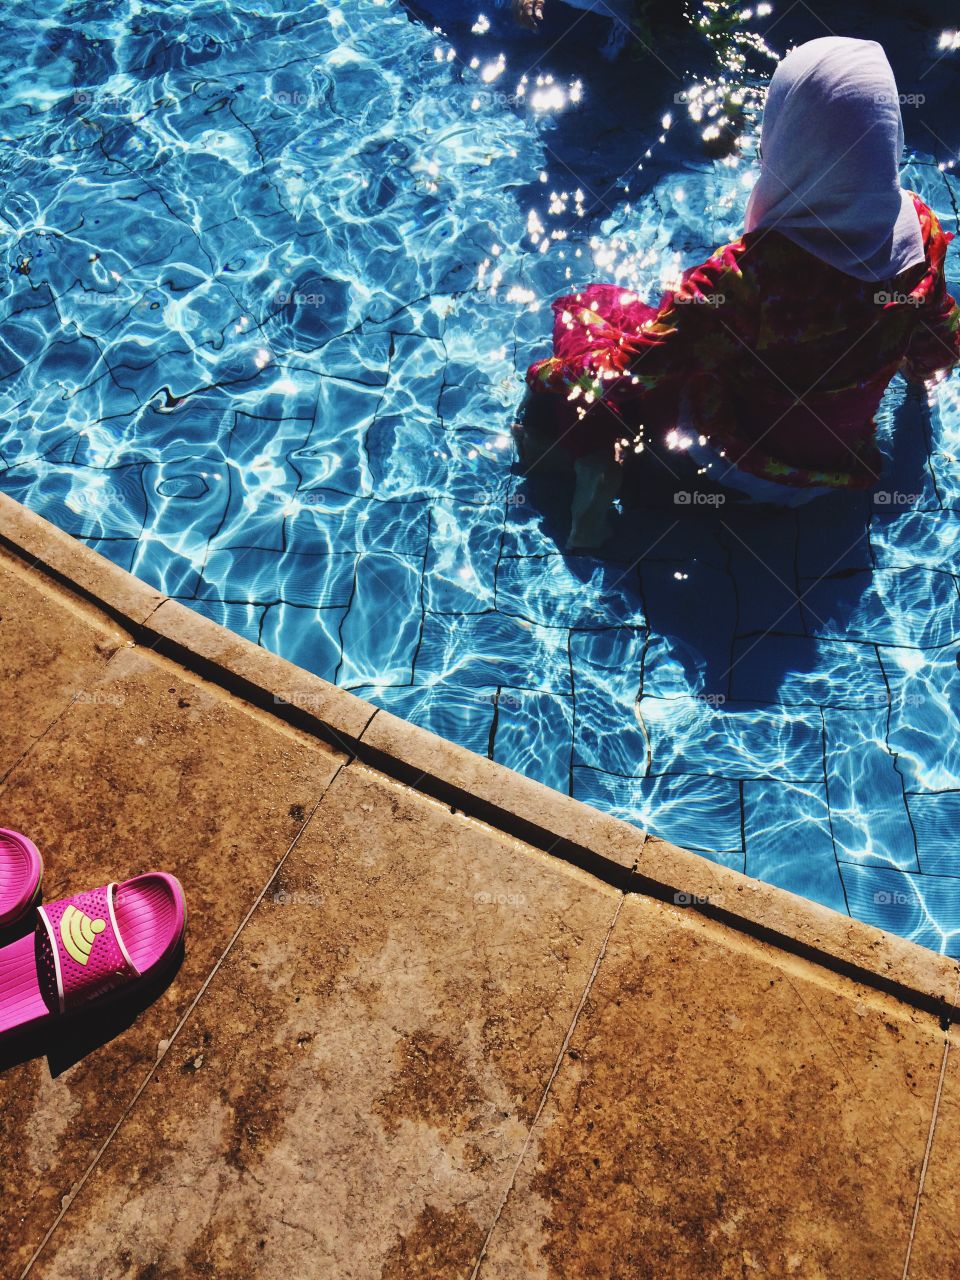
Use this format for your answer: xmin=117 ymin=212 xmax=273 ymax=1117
xmin=1 ymin=0 xmax=959 ymax=953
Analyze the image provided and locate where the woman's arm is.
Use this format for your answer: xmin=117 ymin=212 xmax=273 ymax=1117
xmin=526 ymin=241 xmax=754 ymax=408
xmin=625 ymin=244 xmax=754 ymax=395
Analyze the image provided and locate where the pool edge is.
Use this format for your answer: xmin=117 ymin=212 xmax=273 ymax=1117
xmin=2 ymin=490 xmax=957 ymax=1019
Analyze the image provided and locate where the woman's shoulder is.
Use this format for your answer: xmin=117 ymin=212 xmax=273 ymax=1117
xmin=702 ymin=229 xmax=836 ymax=300
xmin=707 ymin=227 xmax=838 ymax=289
xmin=737 ymin=226 xmax=828 ymax=268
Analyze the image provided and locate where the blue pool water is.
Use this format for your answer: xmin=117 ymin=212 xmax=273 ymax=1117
xmin=1 ymin=1 xmax=959 ymax=952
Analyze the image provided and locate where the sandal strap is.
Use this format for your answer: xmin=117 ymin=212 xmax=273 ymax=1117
xmin=37 ymin=885 xmax=139 ymax=1014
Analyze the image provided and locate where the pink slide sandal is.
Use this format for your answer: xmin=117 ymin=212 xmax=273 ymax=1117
xmin=0 ymin=873 xmax=186 ymax=1041
xmin=0 ymin=828 xmax=43 ymax=928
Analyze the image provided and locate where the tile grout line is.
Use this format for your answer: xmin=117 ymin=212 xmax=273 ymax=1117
xmin=141 ymin=594 xmax=171 ymax=625
xmin=468 ymin=892 xmax=625 ymax=1280
xmin=18 ymin=760 xmax=349 ymax=1280
xmin=901 ymin=967 xmax=960 ymax=1280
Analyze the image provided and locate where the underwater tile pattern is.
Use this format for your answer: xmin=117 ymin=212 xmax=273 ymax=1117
xmin=0 ymin=1 xmax=958 ymax=952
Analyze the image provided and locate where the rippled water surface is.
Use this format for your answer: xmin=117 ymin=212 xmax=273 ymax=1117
xmin=1 ymin=0 xmax=959 ymax=952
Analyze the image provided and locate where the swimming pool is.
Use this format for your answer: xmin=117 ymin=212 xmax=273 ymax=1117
xmin=1 ymin=0 xmax=958 ymax=954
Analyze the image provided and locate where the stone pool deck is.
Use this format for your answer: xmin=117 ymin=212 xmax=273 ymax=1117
xmin=1 ymin=490 xmax=959 ymax=1279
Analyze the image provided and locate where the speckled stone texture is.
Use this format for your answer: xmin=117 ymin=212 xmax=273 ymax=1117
xmin=477 ymin=896 xmax=955 ymax=1280
xmin=0 ymin=548 xmax=125 ymax=781
xmin=905 ymin=1025 xmax=960 ymax=1275
xmin=25 ymin=763 xmax=621 ymax=1278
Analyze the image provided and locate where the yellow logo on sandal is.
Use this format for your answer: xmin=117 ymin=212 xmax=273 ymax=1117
xmin=60 ymin=905 xmax=106 ymax=966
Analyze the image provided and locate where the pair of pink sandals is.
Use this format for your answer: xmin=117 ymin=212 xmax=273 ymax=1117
xmin=0 ymin=828 xmax=186 ymax=1041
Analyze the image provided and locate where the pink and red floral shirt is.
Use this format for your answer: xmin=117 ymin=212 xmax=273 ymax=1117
xmin=527 ymin=194 xmax=960 ymax=489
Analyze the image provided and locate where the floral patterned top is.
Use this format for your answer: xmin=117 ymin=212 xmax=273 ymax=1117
xmin=527 ymin=194 xmax=960 ymax=489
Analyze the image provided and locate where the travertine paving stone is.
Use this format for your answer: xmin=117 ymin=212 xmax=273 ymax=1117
xmin=0 ymin=548 xmax=125 ymax=780
xmin=477 ymin=895 xmax=947 ymax=1280
xmin=28 ymin=762 xmax=620 ymax=1280
xmin=0 ymin=644 xmax=344 ymax=1274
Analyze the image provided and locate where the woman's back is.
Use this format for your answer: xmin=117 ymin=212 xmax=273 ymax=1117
xmin=675 ymin=195 xmax=958 ymax=474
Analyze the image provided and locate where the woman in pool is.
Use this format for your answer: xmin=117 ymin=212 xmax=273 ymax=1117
xmin=520 ymin=37 xmax=960 ymax=548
